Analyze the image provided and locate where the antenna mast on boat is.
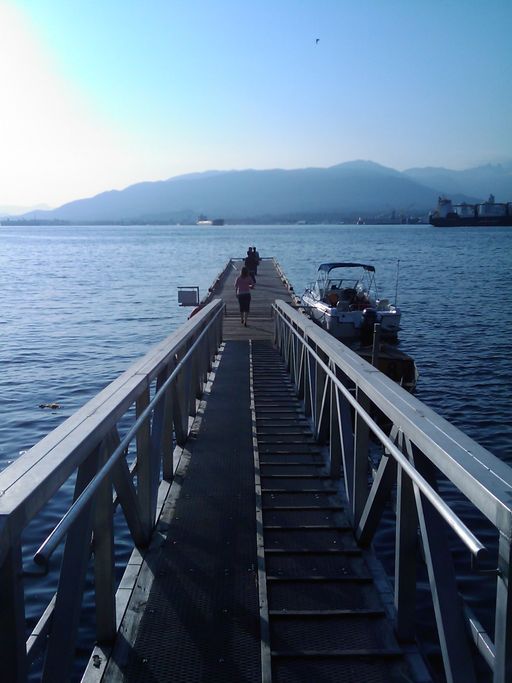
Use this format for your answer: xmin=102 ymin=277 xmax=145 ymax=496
xmin=394 ymin=259 xmax=400 ymax=306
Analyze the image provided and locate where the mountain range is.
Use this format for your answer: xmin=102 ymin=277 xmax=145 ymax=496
xmin=11 ymin=160 xmax=512 ymax=224
xmin=0 ymin=203 xmax=52 ymax=217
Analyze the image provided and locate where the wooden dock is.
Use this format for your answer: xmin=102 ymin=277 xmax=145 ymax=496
xmin=92 ymin=258 xmax=429 ymax=682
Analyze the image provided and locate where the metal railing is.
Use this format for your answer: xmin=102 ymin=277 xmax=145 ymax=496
xmin=0 ymin=299 xmax=224 ymax=682
xmin=273 ymin=299 xmax=512 ymax=683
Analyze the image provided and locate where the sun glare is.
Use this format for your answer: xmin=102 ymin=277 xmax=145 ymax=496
xmin=0 ymin=4 xmax=140 ymax=207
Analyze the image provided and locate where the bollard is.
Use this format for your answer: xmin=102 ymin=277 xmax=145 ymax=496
xmin=371 ymin=322 xmax=381 ymax=367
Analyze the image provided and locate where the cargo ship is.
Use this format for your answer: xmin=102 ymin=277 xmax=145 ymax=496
xmin=429 ymin=194 xmax=512 ymax=227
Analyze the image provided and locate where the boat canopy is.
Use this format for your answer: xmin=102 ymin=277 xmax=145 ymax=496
xmin=317 ymin=262 xmax=375 ymax=273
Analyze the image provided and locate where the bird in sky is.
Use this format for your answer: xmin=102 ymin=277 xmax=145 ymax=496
xmin=315 ymin=38 xmax=320 ymax=44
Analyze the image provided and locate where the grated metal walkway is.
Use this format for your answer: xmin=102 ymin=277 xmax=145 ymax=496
xmin=251 ymin=341 xmax=415 ymax=683
xmin=107 ymin=342 xmax=261 ymax=682
xmin=99 ymin=258 xmax=427 ymax=683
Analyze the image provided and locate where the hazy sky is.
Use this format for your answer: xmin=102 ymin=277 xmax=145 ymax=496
xmin=1 ymin=0 xmax=511 ymax=207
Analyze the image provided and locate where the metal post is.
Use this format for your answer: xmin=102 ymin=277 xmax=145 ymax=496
xmin=313 ymin=354 xmax=329 ymax=443
xmin=356 ymin=453 xmax=396 ymax=545
xmin=149 ymin=368 xmax=168 ymax=515
xmin=173 ymin=347 xmax=191 ymax=447
xmin=329 ymin=376 xmax=342 ymax=479
xmin=371 ymin=322 xmax=381 ymax=367
xmin=161 ymin=360 xmax=176 ymax=481
xmin=93 ymin=432 xmax=117 ymax=643
xmin=339 ymin=387 xmax=356 ymax=489
xmin=353 ymin=387 xmax=370 ymax=526
xmin=302 ymin=342 xmax=312 ymax=417
xmin=296 ymin=341 xmax=305 ymax=400
xmin=412 ymin=451 xmax=477 ymax=683
xmin=394 ymin=435 xmax=418 ymax=640
xmin=188 ymin=336 xmax=199 ymax=413
xmin=111 ymin=457 xmax=147 ymax=546
xmin=0 ymin=537 xmax=27 ymax=682
xmin=493 ymin=533 xmax=512 ymax=683
xmin=42 ymin=449 xmax=100 ymax=683
xmin=136 ymin=387 xmax=152 ymax=537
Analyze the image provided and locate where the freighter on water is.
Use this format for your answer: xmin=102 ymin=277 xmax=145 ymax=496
xmin=429 ymin=194 xmax=512 ymax=226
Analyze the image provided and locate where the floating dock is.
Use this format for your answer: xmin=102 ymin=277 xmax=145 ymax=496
xmin=87 ymin=259 xmax=425 ymax=682
xmin=1 ymin=258 xmax=511 ymax=683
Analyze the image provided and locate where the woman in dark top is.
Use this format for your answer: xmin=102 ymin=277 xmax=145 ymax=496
xmin=234 ymin=266 xmax=255 ymax=326
xmin=245 ymin=248 xmax=257 ymax=282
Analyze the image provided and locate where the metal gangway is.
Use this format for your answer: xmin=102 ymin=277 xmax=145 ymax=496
xmin=0 ymin=258 xmax=510 ymax=683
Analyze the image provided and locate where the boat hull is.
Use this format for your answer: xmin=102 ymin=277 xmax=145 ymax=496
xmin=430 ymin=216 xmax=512 ymax=227
xmin=302 ymin=297 xmax=400 ymax=341
xmin=302 ymin=301 xmax=415 ymax=390
xmin=357 ymin=344 xmax=418 ymax=391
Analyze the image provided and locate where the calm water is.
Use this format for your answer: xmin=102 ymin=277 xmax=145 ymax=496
xmin=1 ymin=224 xmax=511 ymax=679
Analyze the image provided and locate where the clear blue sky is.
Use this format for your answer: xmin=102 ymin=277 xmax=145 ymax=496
xmin=1 ymin=0 xmax=511 ymax=207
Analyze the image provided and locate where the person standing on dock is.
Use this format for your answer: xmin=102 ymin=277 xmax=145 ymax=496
xmin=253 ymin=246 xmax=260 ymax=271
xmin=235 ymin=265 xmax=255 ymax=326
xmin=245 ymin=247 xmax=257 ymax=281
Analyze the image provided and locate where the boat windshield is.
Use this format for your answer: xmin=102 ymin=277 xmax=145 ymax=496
xmin=318 ymin=265 xmax=377 ymax=299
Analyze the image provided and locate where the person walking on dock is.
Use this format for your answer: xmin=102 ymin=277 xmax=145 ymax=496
xmin=245 ymin=247 xmax=257 ymax=281
xmin=235 ymin=265 xmax=255 ymax=326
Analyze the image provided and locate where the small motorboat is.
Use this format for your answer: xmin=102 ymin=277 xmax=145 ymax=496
xmin=301 ymin=262 xmax=417 ymax=390
xmin=301 ymin=262 xmax=401 ymax=341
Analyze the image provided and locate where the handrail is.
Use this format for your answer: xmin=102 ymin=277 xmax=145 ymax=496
xmin=273 ymin=303 xmax=486 ymax=559
xmin=33 ymin=302 xmax=225 ymax=567
xmin=273 ymin=300 xmax=512 ymax=529
xmin=272 ymin=298 xmax=512 ymax=683
xmin=0 ymin=299 xmax=223 ymax=533
xmin=0 ymin=296 xmax=225 ymax=683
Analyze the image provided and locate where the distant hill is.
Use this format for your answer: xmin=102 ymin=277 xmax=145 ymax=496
xmin=19 ymin=160 xmax=511 ymax=224
xmin=404 ymin=163 xmax=512 ymax=200
xmin=1 ymin=203 xmax=52 ymax=217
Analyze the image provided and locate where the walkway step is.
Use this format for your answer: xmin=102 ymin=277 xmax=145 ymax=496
xmin=257 ymin=430 xmax=313 ymax=436
xmin=272 ymin=657 xmax=412 ymax=683
xmin=262 ymin=505 xmax=344 ymax=511
xmin=263 ymin=511 xmax=348 ymax=526
xmin=261 ymin=466 xmax=327 ymax=477
xmin=259 ymin=460 xmax=323 ymax=466
xmin=269 ymin=608 xmax=386 ymax=617
xmin=263 ymin=487 xmax=339 ymax=494
xmin=265 ymin=548 xmax=363 ymax=555
xmin=263 ymin=491 xmax=339 ymax=502
xmin=267 ymin=576 xmax=373 ymax=582
xmin=260 ymin=455 xmax=323 ymax=464
xmin=259 ymin=446 xmax=322 ymax=454
xmin=251 ymin=339 xmax=418 ymax=683
xmin=267 ymin=580 xmax=384 ymax=611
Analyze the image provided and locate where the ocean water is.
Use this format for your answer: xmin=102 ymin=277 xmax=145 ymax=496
xmin=1 ymin=224 xmax=511 ymax=680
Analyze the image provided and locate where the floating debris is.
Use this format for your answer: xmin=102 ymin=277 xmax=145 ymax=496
xmin=39 ymin=403 xmax=61 ymax=410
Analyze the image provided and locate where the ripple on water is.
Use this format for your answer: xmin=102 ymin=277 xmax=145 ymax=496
xmin=1 ymin=224 xmax=510 ymax=682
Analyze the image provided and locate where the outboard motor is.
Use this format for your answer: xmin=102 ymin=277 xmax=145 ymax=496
xmin=360 ymin=308 xmax=378 ymax=346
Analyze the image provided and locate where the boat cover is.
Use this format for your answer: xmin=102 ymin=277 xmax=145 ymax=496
xmin=317 ymin=262 xmax=375 ymax=272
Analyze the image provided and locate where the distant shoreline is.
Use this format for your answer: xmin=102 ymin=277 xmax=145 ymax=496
xmin=1 ymin=217 xmax=428 ymax=227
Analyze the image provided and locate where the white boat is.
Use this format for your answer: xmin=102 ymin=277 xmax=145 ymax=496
xmin=301 ymin=262 xmax=401 ymax=341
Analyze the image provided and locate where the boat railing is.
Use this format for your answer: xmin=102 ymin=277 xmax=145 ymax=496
xmin=0 ymin=299 xmax=224 ymax=682
xmin=273 ymin=299 xmax=512 ymax=683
